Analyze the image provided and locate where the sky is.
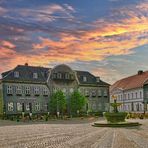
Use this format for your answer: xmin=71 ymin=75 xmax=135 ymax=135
xmin=0 ymin=0 xmax=148 ymax=84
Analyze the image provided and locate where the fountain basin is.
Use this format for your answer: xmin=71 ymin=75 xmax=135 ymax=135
xmin=92 ymin=122 xmax=142 ymax=127
xmin=104 ymin=112 xmax=127 ymax=123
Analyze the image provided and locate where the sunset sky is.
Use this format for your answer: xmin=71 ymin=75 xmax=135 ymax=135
xmin=0 ymin=0 xmax=148 ymax=84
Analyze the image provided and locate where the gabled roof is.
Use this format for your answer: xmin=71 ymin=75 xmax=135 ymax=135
xmin=110 ymin=71 xmax=148 ymax=92
xmin=2 ymin=65 xmax=50 ymax=84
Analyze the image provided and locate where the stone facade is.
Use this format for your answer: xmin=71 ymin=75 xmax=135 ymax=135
xmin=0 ymin=64 xmax=110 ymax=115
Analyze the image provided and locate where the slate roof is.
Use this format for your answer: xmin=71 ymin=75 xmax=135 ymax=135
xmin=110 ymin=71 xmax=148 ymax=92
xmin=2 ymin=65 xmax=50 ymax=84
xmin=1 ymin=65 xmax=109 ymax=86
xmin=76 ymin=71 xmax=110 ymax=86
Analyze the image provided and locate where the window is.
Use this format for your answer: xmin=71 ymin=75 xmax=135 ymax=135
xmin=83 ymin=76 xmax=87 ymax=82
xmin=70 ymin=88 xmax=74 ymax=93
xmin=57 ymin=73 xmax=62 ymax=79
xmin=33 ymin=73 xmax=38 ymax=79
xmin=16 ymin=86 xmax=22 ymax=95
xmin=131 ymin=93 xmax=133 ymax=99
xmin=136 ymin=103 xmax=140 ymax=111
xmin=139 ymin=104 xmax=143 ymax=111
xmin=103 ymin=90 xmax=108 ymax=97
xmin=135 ymin=92 xmax=137 ymax=98
xmin=35 ymin=102 xmax=40 ymax=111
xmin=62 ymin=88 xmax=66 ymax=93
xmin=17 ymin=102 xmax=22 ymax=111
xmin=128 ymin=94 xmax=130 ymax=100
xmin=92 ymin=90 xmax=96 ymax=97
xmin=140 ymin=91 xmax=142 ymax=98
xmin=8 ymin=102 xmax=13 ymax=111
xmin=7 ymin=85 xmax=13 ymax=95
xmin=43 ymin=87 xmax=48 ymax=96
xmin=65 ymin=73 xmax=70 ymax=79
xmin=26 ymin=103 xmax=30 ymax=111
xmin=34 ymin=87 xmax=40 ymax=95
xmin=53 ymin=87 xmax=57 ymax=92
xmin=14 ymin=71 xmax=19 ymax=78
xmin=121 ymin=95 xmax=123 ymax=101
xmin=118 ymin=95 xmax=120 ymax=100
xmin=25 ymin=86 xmax=30 ymax=95
xmin=85 ymin=89 xmax=89 ymax=97
xmin=124 ymin=94 xmax=127 ymax=100
xmin=52 ymin=73 xmax=57 ymax=79
xmin=98 ymin=90 xmax=102 ymax=97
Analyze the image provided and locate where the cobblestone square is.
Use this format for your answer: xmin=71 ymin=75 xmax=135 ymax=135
xmin=0 ymin=119 xmax=148 ymax=148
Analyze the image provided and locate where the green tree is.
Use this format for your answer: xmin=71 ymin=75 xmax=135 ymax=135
xmin=50 ymin=90 xmax=66 ymax=117
xmin=70 ymin=90 xmax=86 ymax=116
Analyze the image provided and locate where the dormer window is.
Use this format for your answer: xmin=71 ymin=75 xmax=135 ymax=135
xmin=57 ymin=73 xmax=62 ymax=79
xmin=33 ymin=73 xmax=38 ymax=79
xmin=83 ymin=76 xmax=87 ymax=82
xmin=14 ymin=71 xmax=19 ymax=78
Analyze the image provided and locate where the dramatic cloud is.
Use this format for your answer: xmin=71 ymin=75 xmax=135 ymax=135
xmin=0 ymin=0 xmax=148 ymax=83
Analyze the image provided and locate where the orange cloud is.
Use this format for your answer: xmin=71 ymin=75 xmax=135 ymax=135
xmin=0 ymin=1 xmax=148 ymax=76
xmin=32 ymin=1 xmax=148 ymax=63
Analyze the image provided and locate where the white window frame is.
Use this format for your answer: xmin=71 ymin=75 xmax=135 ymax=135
xmin=98 ymin=90 xmax=102 ymax=96
xmin=26 ymin=103 xmax=30 ymax=111
xmin=16 ymin=86 xmax=22 ymax=95
xmin=85 ymin=89 xmax=89 ymax=96
xmin=70 ymin=88 xmax=74 ymax=93
xmin=17 ymin=102 xmax=22 ymax=111
xmin=8 ymin=102 xmax=14 ymax=111
xmin=83 ymin=76 xmax=87 ymax=82
xmin=57 ymin=73 xmax=62 ymax=79
xmin=7 ymin=85 xmax=13 ymax=94
xmin=14 ymin=71 xmax=19 ymax=78
xmin=25 ymin=86 xmax=30 ymax=95
xmin=35 ymin=102 xmax=40 ymax=111
xmin=65 ymin=73 xmax=70 ymax=79
xmin=103 ymin=90 xmax=108 ymax=96
xmin=33 ymin=73 xmax=38 ymax=79
xmin=43 ymin=87 xmax=48 ymax=95
xmin=34 ymin=87 xmax=40 ymax=95
xmin=92 ymin=90 xmax=96 ymax=97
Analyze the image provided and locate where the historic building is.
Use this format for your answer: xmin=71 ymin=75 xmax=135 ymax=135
xmin=110 ymin=70 xmax=148 ymax=113
xmin=0 ymin=64 xmax=110 ymax=115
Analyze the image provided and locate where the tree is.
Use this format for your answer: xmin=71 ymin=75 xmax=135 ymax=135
xmin=69 ymin=90 xmax=86 ymax=116
xmin=49 ymin=90 xmax=66 ymax=117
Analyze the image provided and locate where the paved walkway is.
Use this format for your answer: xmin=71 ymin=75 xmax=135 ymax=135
xmin=0 ymin=119 xmax=147 ymax=148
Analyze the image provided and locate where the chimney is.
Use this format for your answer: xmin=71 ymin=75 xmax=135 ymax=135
xmin=96 ymin=77 xmax=100 ymax=82
xmin=138 ymin=70 xmax=143 ymax=75
xmin=25 ymin=63 xmax=28 ymax=66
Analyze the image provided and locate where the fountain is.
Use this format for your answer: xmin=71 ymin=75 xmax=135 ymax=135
xmin=93 ymin=95 xmax=141 ymax=127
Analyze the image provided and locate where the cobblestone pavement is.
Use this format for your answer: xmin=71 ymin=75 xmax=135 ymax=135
xmin=0 ymin=119 xmax=148 ymax=148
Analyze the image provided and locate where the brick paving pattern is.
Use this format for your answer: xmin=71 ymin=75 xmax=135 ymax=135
xmin=0 ymin=119 xmax=148 ymax=148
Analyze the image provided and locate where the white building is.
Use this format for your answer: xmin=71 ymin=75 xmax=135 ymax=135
xmin=110 ymin=70 xmax=148 ymax=113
